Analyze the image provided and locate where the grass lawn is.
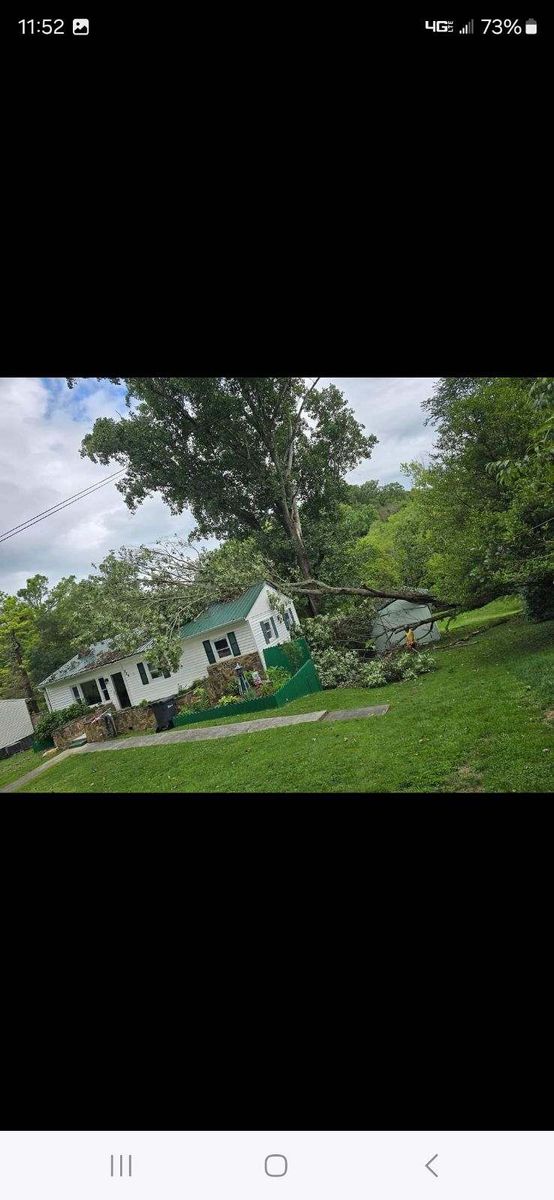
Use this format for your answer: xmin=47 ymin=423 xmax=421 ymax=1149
xmin=437 ymin=594 xmax=523 ymax=633
xmin=11 ymin=614 xmax=554 ymax=794
xmin=0 ymin=745 xmax=60 ymax=789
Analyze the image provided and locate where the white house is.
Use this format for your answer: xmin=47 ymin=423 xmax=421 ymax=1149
xmin=371 ymin=596 xmax=441 ymax=655
xmin=0 ymin=698 xmax=35 ymax=754
xmin=38 ymin=581 xmax=300 ymax=715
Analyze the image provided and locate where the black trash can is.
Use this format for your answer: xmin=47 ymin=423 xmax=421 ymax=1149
xmin=149 ymin=696 xmax=178 ymax=732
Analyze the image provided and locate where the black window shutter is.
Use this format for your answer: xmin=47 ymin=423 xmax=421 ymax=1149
xmin=203 ymin=640 xmax=216 ymax=664
xmin=137 ymin=662 xmax=149 ymax=685
xmin=270 ymin=617 xmax=278 ymax=638
xmin=228 ymin=631 xmax=241 ymax=656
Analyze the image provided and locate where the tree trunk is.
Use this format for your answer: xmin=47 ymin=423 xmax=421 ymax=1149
xmin=281 ymin=498 xmax=319 ymax=615
xmin=10 ymin=632 xmax=40 ymax=714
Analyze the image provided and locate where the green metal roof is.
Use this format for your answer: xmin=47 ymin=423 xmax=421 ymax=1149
xmin=179 ymin=580 xmax=266 ymax=639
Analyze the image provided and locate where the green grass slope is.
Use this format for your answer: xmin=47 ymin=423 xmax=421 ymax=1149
xmin=0 ymin=746 xmax=60 ymax=789
xmin=13 ymin=616 xmax=553 ymax=794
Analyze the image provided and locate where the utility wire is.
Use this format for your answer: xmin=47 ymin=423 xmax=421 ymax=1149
xmin=0 ymin=470 xmax=126 ymax=544
xmin=0 ymin=468 xmax=125 ymax=538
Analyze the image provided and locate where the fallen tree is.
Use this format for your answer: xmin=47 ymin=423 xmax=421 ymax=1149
xmin=266 ymin=574 xmax=458 ymax=612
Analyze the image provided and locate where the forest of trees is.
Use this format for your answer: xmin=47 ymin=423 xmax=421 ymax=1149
xmin=1 ymin=377 xmax=552 ymax=710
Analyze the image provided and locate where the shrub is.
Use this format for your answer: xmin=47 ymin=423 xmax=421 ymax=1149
xmin=187 ymin=686 xmax=210 ymax=712
xmin=265 ymin=666 xmax=290 ymax=692
xmin=356 ymin=660 xmax=388 ymax=688
xmin=519 ymin=575 xmax=554 ymax=622
xmin=216 ymin=694 xmax=242 ymax=707
xmin=311 ymin=647 xmax=363 ymax=688
xmin=34 ymin=699 xmax=89 ymax=742
xmin=394 ymin=651 xmax=436 ymax=678
xmin=312 ymin=646 xmax=437 ymax=690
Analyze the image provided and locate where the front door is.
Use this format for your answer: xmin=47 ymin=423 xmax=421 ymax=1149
xmin=110 ymin=672 xmax=131 ymax=709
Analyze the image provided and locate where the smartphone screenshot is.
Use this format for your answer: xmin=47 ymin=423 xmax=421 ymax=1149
xmin=0 ymin=16 xmax=551 ymax=797
xmin=1 ymin=1132 xmax=553 ymax=1198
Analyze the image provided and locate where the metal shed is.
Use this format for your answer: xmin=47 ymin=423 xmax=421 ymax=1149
xmin=0 ymin=698 xmax=35 ymax=757
xmin=371 ymin=597 xmax=441 ymax=655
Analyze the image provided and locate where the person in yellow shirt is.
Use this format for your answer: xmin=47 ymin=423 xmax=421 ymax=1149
xmin=404 ymin=626 xmax=416 ymax=651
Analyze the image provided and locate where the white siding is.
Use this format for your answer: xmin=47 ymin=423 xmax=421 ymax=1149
xmin=0 ymin=699 xmax=34 ymax=750
xmin=248 ymin=584 xmax=299 ymax=658
xmin=43 ymin=682 xmax=77 ymax=713
xmin=42 ymin=620 xmax=258 ymax=713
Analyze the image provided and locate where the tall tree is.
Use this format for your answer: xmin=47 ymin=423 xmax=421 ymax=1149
xmin=16 ymin=573 xmax=49 ymax=609
xmin=407 ymin=377 xmax=553 ymax=612
xmin=67 ymin=377 xmax=376 ymax=614
xmin=0 ymin=594 xmax=40 ymax=712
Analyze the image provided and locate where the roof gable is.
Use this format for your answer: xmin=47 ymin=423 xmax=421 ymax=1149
xmin=178 ymin=580 xmax=266 ymax=640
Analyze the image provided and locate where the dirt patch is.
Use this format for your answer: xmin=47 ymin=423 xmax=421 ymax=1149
xmin=544 ymin=710 xmax=554 ymax=723
xmin=453 ymin=763 xmax=485 ymax=792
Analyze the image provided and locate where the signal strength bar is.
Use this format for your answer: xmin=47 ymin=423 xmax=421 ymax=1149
xmin=459 ymin=19 xmax=474 ymax=33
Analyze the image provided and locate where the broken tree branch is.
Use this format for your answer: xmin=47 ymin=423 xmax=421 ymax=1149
xmin=267 ymin=574 xmax=458 ymax=611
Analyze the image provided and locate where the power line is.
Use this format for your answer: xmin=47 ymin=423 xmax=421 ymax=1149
xmin=0 ymin=468 xmax=125 ymax=539
xmin=0 ymin=476 xmax=125 ymax=544
xmin=0 ymin=470 xmax=126 ymax=544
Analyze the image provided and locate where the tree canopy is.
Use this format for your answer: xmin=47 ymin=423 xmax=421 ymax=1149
xmin=68 ymin=377 xmax=376 ymax=613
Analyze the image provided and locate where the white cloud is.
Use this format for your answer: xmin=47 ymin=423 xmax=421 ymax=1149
xmin=0 ymin=378 xmax=201 ymax=595
xmin=318 ymin=377 xmax=438 ymax=483
xmin=0 ymin=377 xmax=439 ymax=596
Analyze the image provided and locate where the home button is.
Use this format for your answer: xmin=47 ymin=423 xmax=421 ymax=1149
xmin=265 ymin=1155 xmax=288 ymax=1177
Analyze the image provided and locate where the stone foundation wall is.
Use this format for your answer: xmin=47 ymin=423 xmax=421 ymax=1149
xmin=205 ymin=651 xmax=265 ymax=704
xmin=52 ymin=702 xmax=117 ymax=749
xmin=52 ymin=700 xmax=158 ymax=747
xmin=113 ymin=706 xmax=157 ymax=735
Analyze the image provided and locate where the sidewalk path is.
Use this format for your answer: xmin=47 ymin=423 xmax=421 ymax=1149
xmin=1 ymin=705 xmax=389 ymax=792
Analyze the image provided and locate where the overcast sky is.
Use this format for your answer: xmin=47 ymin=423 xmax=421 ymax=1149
xmin=0 ymin=377 xmax=437 ymax=596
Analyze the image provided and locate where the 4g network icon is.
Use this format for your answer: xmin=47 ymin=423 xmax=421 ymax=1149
xmin=424 ymin=19 xmax=455 ymax=32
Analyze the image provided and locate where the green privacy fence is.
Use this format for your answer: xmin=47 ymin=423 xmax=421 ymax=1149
xmin=262 ymin=636 xmax=311 ymax=672
xmin=173 ymin=644 xmax=321 ymax=728
xmin=271 ymin=657 xmax=321 ymax=704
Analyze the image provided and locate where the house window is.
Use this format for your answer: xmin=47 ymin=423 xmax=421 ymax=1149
xmin=270 ymin=616 xmax=278 ymax=638
xmin=260 ymin=619 xmax=273 ymax=645
xmin=71 ymin=685 xmax=81 ymax=701
xmin=213 ymin=636 xmax=232 ymax=659
xmin=98 ymin=677 xmax=110 ymax=701
xmin=137 ymin=662 xmax=149 ymax=685
xmin=80 ymin=679 xmax=101 ymax=706
xmin=147 ymin=661 xmax=171 ymax=680
xmin=283 ymin=608 xmax=294 ymax=630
